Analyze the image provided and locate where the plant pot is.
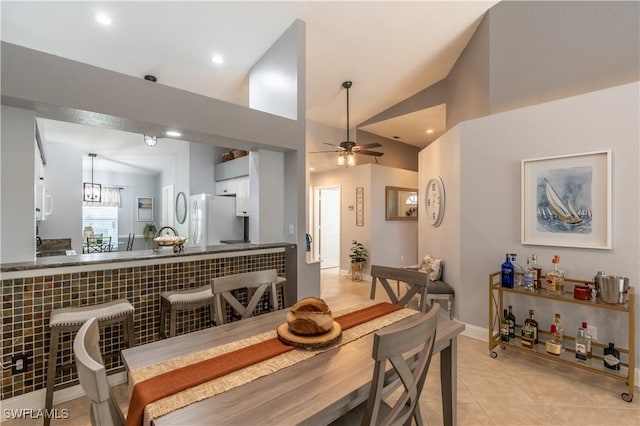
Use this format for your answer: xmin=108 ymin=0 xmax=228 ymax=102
xmin=351 ymin=261 xmax=364 ymax=281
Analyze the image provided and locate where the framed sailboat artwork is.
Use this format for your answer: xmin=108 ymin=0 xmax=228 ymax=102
xmin=521 ymin=150 xmax=611 ymax=249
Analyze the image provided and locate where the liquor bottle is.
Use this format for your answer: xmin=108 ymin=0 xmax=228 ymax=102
xmin=545 ymin=255 xmax=565 ymax=295
xmin=582 ymin=321 xmax=592 ymax=358
xmin=501 ymin=254 xmax=514 ymax=288
xmin=510 ymin=253 xmax=523 ymax=287
xmin=521 ymin=309 xmax=538 ymax=348
xmin=603 ymin=343 xmax=621 ymax=370
xmin=546 ymin=324 xmax=562 ymax=355
xmin=554 ymin=313 xmax=564 ymax=348
xmin=500 ymin=309 xmax=510 ymax=342
xmin=507 ymin=305 xmax=516 ymax=339
xmin=575 ymin=326 xmax=588 ymax=361
xmin=531 ymin=254 xmax=542 ymax=289
xmin=523 ymin=257 xmax=534 ymax=290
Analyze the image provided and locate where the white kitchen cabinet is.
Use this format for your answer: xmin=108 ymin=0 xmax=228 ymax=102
xmin=215 ymin=179 xmax=237 ymax=196
xmin=235 ymin=176 xmax=250 ymax=217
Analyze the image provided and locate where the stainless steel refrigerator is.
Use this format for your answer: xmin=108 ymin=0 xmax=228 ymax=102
xmin=188 ymin=194 xmax=243 ymax=247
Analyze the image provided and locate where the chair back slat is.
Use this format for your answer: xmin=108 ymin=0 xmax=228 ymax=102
xmin=370 ymin=265 xmax=430 ymax=312
xmin=363 ymin=306 xmax=438 ymax=426
xmin=212 ymin=269 xmax=279 ymax=325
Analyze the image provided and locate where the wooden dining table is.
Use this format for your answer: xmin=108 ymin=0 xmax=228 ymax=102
xmin=122 ymin=293 xmax=465 ymax=426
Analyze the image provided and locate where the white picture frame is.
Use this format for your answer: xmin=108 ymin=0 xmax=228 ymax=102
xmin=137 ymin=196 xmax=154 ymax=222
xmin=521 ymin=150 xmax=611 ymax=249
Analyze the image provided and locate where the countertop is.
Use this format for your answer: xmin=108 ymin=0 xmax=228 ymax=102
xmin=1 ymin=242 xmax=294 ymax=273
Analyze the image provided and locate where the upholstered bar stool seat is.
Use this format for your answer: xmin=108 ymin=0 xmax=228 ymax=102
xmin=45 ymin=299 xmax=135 ymax=426
xmin=159 ymin=286 xmax=215 ymax=338
xmin=426 ymin=280 xmax=455 ymax=320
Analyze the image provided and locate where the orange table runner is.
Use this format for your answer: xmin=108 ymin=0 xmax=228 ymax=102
xmin=126 ymin=302 xmax=403 ymax=426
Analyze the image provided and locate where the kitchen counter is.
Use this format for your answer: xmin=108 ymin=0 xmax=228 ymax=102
xmin=2 ymin=241 xmax=298 ymax=401
xmin=1 ymin=242 xmax=292 ymax=273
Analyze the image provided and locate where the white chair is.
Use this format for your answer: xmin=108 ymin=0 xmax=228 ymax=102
xmin=370 ymin=265 xmax=430 ymax=312
xmin=73 ymin=317 xmax=125 ymax=426
xmin=211 ymin=269 xmax=280 ymax=325
xmin=45 ymin=300 xmax=135 ymax=426
xmin=332 ymin=305 xmax=439 ymax=425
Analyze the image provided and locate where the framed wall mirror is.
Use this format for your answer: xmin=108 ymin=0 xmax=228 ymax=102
xmin=175 ymin=192 xmax=187 ymax=224
xmin=385 ymin=186 xmax=418 ymax=221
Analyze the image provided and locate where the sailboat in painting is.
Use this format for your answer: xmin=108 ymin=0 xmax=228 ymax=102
xmin=544 ymin=178 xmax=583 ymax=224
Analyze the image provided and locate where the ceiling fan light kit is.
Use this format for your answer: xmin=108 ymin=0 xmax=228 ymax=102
xmin=311 ymin=80 xmax=383 ymax=167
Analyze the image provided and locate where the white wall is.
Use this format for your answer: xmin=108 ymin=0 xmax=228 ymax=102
xmin=420 ymin=82 xmax=639 ymax=367
xmin=0 ymin=106 xmax=36 ymax=263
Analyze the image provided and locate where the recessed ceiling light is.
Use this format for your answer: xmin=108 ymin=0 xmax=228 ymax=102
xmin=95 ymin=13 xmax=112 ymax=26
xmin=211 ymin=55 xmax=224 ymax=65
xmin=426 ymin=129 xmax=434 ymax=134
xmin=166 ymin=130 xmax=182 ymax=138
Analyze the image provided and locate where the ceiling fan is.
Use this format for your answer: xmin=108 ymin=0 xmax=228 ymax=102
xmin=310 ymin=81 xmax=383 ymax=165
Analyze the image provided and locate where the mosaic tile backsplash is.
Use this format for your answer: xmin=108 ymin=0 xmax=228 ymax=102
xmin=1 ymin=251 xmax=287 ymax=400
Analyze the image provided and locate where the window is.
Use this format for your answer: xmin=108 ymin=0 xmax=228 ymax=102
xmin=82 ymin=206 xmax=118 ymax=248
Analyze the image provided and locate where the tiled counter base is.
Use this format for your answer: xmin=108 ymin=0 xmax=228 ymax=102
xmin=1 ymin=244 xmax=294 ymax=401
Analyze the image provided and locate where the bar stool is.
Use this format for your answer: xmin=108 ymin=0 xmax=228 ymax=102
xmin=45 ymin=299 xmax=135 ymax=426
xmin=159 ymin=286 xmax=215 ymax=338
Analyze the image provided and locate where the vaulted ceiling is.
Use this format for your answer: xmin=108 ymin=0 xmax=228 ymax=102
xmin=2 ymin=1 xmax=497 ymax=172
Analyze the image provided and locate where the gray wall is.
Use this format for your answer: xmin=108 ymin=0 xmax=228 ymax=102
xmin=0 ymin=106 xmax=36 ymax=263
xmin=311 ymin=164 xmax=418 ymax=275
xmin=420 ymin=82 xmax=639 ymax=367
xmin=489 ymin=0 xmax=640 ymax=114
xmin=37 ymin=141 xmax=82 ymax=250
xmin=362 ymin=0 xmax=639 ymax=132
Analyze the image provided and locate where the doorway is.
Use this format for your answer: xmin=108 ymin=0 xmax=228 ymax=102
xmin=313 ymin=186 xmax=340 ymax=269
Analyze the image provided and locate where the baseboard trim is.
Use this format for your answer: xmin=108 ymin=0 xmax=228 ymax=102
xmin=1 ymin=371 xmax=127 ymax=411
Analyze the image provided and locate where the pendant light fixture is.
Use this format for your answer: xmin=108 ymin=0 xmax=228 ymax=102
xmin=83 ymin=153 xmax=101 ymax=202
xmin=144 ymin=134 xmax=157 ymax=147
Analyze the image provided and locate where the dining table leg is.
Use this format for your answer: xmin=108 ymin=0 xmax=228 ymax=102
xmin=440 ymin=337 xmax=457 ymax=426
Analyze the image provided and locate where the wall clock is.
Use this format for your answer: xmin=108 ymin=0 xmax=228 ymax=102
xmin=425 ymin=176 xmax=445 ymax=227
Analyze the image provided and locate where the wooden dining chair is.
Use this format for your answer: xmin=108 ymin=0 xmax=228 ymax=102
xmin=211 ymin=269 xmax=279 ymax=325
xmin=73 ymin=317 xmax=125 ymax=426
xmin=332 ymin=305 xmax=439 ymax=426
xmin=370 ymin=265 xmax=430 ymax=312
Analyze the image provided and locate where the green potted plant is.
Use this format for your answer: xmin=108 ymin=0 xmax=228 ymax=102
xmin=349 ymin=240 xmax=368 ymax=281
xmin=143 ymin=223 xmax=157 ymax=242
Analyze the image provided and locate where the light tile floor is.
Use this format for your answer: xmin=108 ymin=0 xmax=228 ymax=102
xmin=6 ymin=268 xmax=638 ymax=425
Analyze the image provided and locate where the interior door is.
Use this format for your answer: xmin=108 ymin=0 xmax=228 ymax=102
xmin=318 ymin=186 xmax=340 ymax=269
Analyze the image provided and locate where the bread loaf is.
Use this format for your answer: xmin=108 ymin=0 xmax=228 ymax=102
xmin=287 ymin=297 xmax=334 ymax=335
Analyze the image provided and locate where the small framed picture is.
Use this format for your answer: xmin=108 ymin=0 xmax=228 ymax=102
xmin=356 ymin=187 xmax=364 ymax=226
xmin=137 ymin=196 xmax=154 ymax=222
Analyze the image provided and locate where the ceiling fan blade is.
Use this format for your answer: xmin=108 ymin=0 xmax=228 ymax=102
xmin=323 ymin=142 xmax=344 ymax=150
xmin=354 ymin=143 xmax=382 ymax=150
xmin=309 ymin=150 xmax=340 ymax=154
xmin=356 ymin=150 xmax=384 ymax=157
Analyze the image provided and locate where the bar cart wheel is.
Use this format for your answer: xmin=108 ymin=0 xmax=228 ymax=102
xmin=490 ymin=351 xmax=498 ymax=358
xmin=621 ymin=392 xmax=633 ymax=402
